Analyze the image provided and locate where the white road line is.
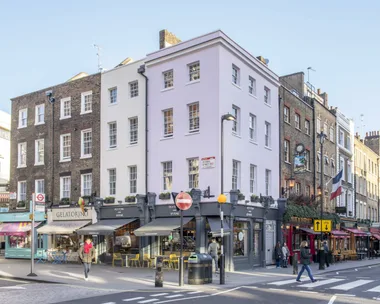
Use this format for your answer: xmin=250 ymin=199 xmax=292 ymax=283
xmin=0 ymin=286 xmax=26 ymax=290
xmin=334 ymin=294 xmax=356 ymax=297
xmin=330 ymin=280 xmax=373 ymax=291
xmin=301 ymin=279 xmax=345 ymax=288
xmin=299 ymin=291 xmax=318 ymax=294
xmin=123 ymin=297 xmax=145 ymax=302
xmin=328 ymin=295 xmax=337 ymax=304
xmin=151 ymin=293 xmax=169 ymax=297
xmin=367 ymin=285 xmax=380 ymax=292
xmin=268 ymin=279 xmax=302 ymax=286
xmin=138 ymin=299 xmax=158 ymax=304
xmin=165 ymin=294 xmax=183 ymax=298
xmin=102 ymin=302 xmax=116 ymax=304
xmin=187 ymin=291 xmax=203 ymax=294
xmin=269 ymin=288 xmax=286 ymax=291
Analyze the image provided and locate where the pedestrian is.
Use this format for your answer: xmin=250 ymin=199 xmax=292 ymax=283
xmin=323 ymin=241 xmax=330 ymax=268
xmin=296 ymin=241 xmax=317 ymax=283
xmin=79 ymin=238 xmax=96 ymax=281
xmin=282 ymin=242 xmax=290 ymax=268
xmin=275 ymin=241 xmax=283 ymax=268
xmin=208 ymin=238 xmax=220 ymax=273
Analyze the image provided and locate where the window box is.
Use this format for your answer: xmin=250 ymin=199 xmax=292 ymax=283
xmin=159 ymin=192 xmax=171 ymax=200
xmin=125 ymin=196 xmax=136 ymax=203
xmin=16 ymin=200 xmax=26 ymax=209
xmin=104 ymin=197 xmax=115 ymax=204
xmin=237 ymin=192 xmax=245 ymax=201
xmin=60 ymin=198 xmax=70 ymax=206
xmin=250 ymin=195 xmax=260 ymax=203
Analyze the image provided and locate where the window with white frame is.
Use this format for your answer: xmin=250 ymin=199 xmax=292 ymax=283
xmin=306 ymin=185 xmax=311 ymax=197
xmin=188 ymin=62 xmax=200 ymax=82
xmin=232 ymin=160 xmax=240 ymax=190
xmin=249 ymin=76 xmax=256 ymax=95
xmin=81 ymin=91 xmax=92 ymax=114
xmin=264 ymin=87 xmax=271 ymax=104
xmin=284 ymin=140 xmax=290 ymax=163
xmin=232 ymin=105 xmax=240 ymax=134
xmin=305 ymin=120 xmax=310 ymax=135
xmin=330 ymin=127 xmax=334 ymax=142
xmin=188 ymin=103 xmax=199 ymax=133
xmin=19 ymin=109 xmax=27 ymax=128
xmin=265 ymin=122 xmax=271 ymax=148
xmin=163 ymin=109 xmax=173 ymax=137
xmin=129 ymin=81 xmax=139 ymax=98
xmin=265 ymin=169 xmax=271 ymax=196
xmin=163 ymin=70 xmax=174 ymax=88
xmin=249 ymin=114 xmax=257 ymax=142
xmin=35 ymin=139 xmax=44 ymax=165
xmin=18 ymin=142 xmax=27 ymax=167
xmin=60 ymin=97 xmax=71 ymax=119
xmin=250 ymin=164 xmax=257 ymax=194
xmin=35 ymin=179 xmax=44 ymax=194
xmin=129 ymin=166 xmax=137 ymax=194
xmin=81 ymin=173 xmax=92 ymax=196
xmin=109 ymin=87 xmax=117 ymax=104
xmin=317 ymin=118 xmax=321 ymax=133
xmin=295 ymin=113 xmax=300 ymax=129
xmin=109 ymin=169 xmax=116 ymax=195
xmin=232 ymin=65 xmax=240 ymax=85
xmin=305 ymin=150 xmax=310 ymax=170
xmin=108 ymin=122 xmax=117 ymax=148
xmin=284 ymin=106 xmax=290 ymax=123
xmin=81 ymin=129 xmax=92 ymax=157
xmin=162 ymin=161 xmax=173 ymax=191
xmin=18 ymin=181 xmax=26 ymax=202
xmin=35 ymin=104 xmax=45 ymax=124
xmin=188 ymin=158 xmax=199 ymax=189
xmin=340 ymin=157 xmax=345 ymax=181
xmin=129 ymin=117 xmax=138 ymax=145
xmin=60 ymin=176 xmax=71 ymax=199
xmin=60 ymin=134 xmax=71 ymax=161
xmin=295 ymin=183 xmax=301 ymax=194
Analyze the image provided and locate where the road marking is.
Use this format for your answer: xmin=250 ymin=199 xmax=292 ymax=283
xmin=334 ymin=294 xmax=356 ymax=297
xmin=151 ymin=293 xmax=169 ymax=297
xmin=330 ymin=280 xmax=373 ymax=291
xmin=268 ymin=279 xmax=302 ymax=286
xmin=269 ymin=288 xmax=286 ymax=291
xmin=102 ymin=302 xmax=116 ymax=304
xmin=138 ymin=299 xmax=158 ymax=304
xmin=367 ymin=285 xmax=380 ymax=292
xmin=299 ymin=291 xmax=318 ymax=294
xmin=0 ymin=286 xmax=26 ymax=290
xmin=357 ymin=277 xmax=371 ymax=279
xmin=123 ymin=298 xmax=145 ymax=302
xmin=328 ymin=295 xmax=337 ymax=304
xmin=300 ymin=278 xmax=345 ymax=288
xmin=0 ymin=277 xmax=29 ymax=284
xmin=187 ymin=291 xmax=203 ymax=294
xmin=165 ymin=294 xmax=183 ymax=298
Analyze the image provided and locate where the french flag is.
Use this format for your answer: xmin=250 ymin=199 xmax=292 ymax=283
xmin=330 ymin=169 xmax=343 ymax=200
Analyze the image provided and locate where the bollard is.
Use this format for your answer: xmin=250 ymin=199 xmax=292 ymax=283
xmin=155 ymin=256 xmax=164 ymax=287
xmin=292 ymin=253 xmax=298 ymax=275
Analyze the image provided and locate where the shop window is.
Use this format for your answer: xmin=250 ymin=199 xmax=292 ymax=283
xmin=234 ymin=221 xmax=248 ymax=256
xmin=54 ymin=235 xmax=80 ymax=251
xmin=8 ymin=235 xmax=31 ymax=249
xmin=161 ymin=220 xmax=196 ymax=255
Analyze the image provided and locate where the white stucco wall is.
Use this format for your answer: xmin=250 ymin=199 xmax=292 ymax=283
xmin=0 ymin=110 xmax=11 ymax=183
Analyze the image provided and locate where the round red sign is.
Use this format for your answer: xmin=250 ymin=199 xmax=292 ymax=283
xmin=36 ymin=193 xmax=44 ymax=202
xmin=175 ymin=192 xmax=193 ymax=211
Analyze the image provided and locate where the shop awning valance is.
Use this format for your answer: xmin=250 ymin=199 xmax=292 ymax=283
xmin=343 ymin=228 xmax=368 ymax=237
xmin=134 ymin=217 xmax=193 ymax=237
xmin=372 ymin=234 xmax=380 ymax=241
xmin=76 ymin=218 xmax=138 ymax=235
xmin=0 ymin=222 xmax=41 ymax=236
xmin=330 ymin=230 xmax=350 ymax=238
xmin=207 ymin=217 xmax=231 ymax=236
xmin=299 ymin=228 xmax=319 ymax=235
xmin=37 ymin=220 xmax=90 ymax=235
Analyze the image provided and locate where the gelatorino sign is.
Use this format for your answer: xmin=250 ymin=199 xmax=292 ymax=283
xmin=52 ymin=208 xmax=92 ymax=221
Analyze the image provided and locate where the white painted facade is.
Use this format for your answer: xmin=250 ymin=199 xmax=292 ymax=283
xmin=100 ymin=59 xmax=146 ymax=203
xmin=0 ymin=110 xmax=11 ymax=185
xmin=145 ymin=31 xmax=280 ymax=205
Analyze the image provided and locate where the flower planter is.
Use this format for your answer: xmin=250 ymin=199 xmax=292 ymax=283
xmin=250 ymin=196 xmax=260 ymax=203
xmin=104 ymin=197 xmax=115 ymax=204
xmin=59 ymin=198 xmax=70 ymax=206
xmin=125 ymin=196 xmax=136 ymax=203
xmin=159 ymin=193 xmax=171 ymax=200
xmin=238 ymin=194 xmax=245 ymax=201
xmin=16 ymin=201 xmax=26 ymax=210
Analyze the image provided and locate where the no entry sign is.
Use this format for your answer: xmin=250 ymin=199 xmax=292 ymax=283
xmin=175 ymin=192 xmax=193 ymax=211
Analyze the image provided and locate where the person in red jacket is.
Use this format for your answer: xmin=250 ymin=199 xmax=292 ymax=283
xmin=79 ymin=238 xmax=96 ymax=281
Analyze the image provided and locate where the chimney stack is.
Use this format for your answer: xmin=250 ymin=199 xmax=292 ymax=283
xmin=366 ymin=132 xmax=369 ymax=137
xmin=159 ymin=29 xmax=181 ymax=49
xmin=317 ymin=88 xmax=321 ymax=95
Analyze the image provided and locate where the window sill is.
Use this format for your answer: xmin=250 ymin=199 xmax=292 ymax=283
xmin=231 ymin=82 xmax=242 ymax=90
xmin=60 ymin=116 xmax=71 ymax=120
xmin=80 ymin=111 xmax=92 ymax=115
xmin=186 ymin=80 xmax=200 ymax=86
xmin=264 ymin=102 xmax=272 ymax=108
xmin=265 ymin=146 xmax=272 ymax=151
xmin=17 ymin=165 xmax=27 ymax=169
xmin=109 ymin=102 xmax=118 ymax=106
xmin=34 ymin=122 xmax=45 ymax=126
xmin=59 ymin=159 xmax=71 ymax=163
xmin=249 ymin=93 xmax=257 ymax=99
xmin=232 ymin=133 xmax=242 ymax=139
xmin=129 ymin=95 xmax=139 ymax=99
xmin=80 ymin=155 xmax=92 ymax=159
xmin=284 ymin=161 xmax=291 ymax=165
xmin=249 ymin=139 xmax=258 ymax=145
xmin=295 ymin=127 xmax=302 ymax=132
xmin=185 ymin=131 xmax=200 ymax=136
xmin=18 ymin=126 xmax=27 ymax=129
xmin=34 ymin=163 xmax=44 ymax=166
xmin=107 ymin=147 xmax=118 ymax=151
xmin=127 ymin=143 xmax=138 ymax=148
xmin=160 ymin=136 xmax=174 ymax=141
xmin=161 ymin=87 xmax=174 ymax=92
xmin=284 ymin=121 xmax=291 ymax=125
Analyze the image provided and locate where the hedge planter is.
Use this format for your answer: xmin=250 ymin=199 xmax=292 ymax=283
xmin=250 ymin=195 xmax=260 ymax=203
xmin=59 ymin=198 xmax=70 ymax=206
xmin=125 ymin=196 xmax=136 ymax=203
xmin=238 ymin=193 xmax=246 ymax=201
xmin=16 ymin=200 xmax=26 ymax=209
xmin=104 ymin=197 xmax=115 ymax=204
xmin=159 ymin=193 xmax=171 ymax=200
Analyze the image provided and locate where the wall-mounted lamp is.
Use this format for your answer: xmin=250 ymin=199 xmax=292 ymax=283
xmin=282 ymin=176 xmax=296 ymax=196
xmin=317 ymin=186 xmax=322 ymax=196
xmin=286 ymin=225 xmax=290 ymax=229
xmin=295 ymin=225 xmax=300 ymax=230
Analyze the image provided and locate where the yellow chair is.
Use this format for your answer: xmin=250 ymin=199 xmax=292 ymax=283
xmin=112 ymin=253 xmax=123 ymax=267
xmin=143 ymin=254 xmax=151 ymax=267
xmin=169 ymin=254 xmax=179 ymax=269
xmin=129 ymin=254 xmax=141 ymax=267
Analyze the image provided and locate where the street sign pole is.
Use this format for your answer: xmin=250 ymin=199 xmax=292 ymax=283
xmin=179 ymin=209 xmax=184 ymax=287
xmin=27 ymin=193 xmax=37 ymax=277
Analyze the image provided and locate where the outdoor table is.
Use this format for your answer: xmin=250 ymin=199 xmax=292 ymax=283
xmin=52 ymin=252 xmax=65 ymax=264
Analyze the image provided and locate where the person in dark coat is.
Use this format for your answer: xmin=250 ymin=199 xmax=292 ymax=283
xmin=79 ymin=238 xmax=96 ymax=281
xmin=275 ymin=241 xmax=283 ymax=268
xmin=296 ymin=241 xmax=317 ymax=283
xmin=323 ymin=241 xmax=330 ymax=268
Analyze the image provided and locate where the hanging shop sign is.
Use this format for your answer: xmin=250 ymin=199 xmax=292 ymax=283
xmin=52 ymin=207 xmax=92 ymax=221
xmin=294 ymin=154 xmax=306 ymax=174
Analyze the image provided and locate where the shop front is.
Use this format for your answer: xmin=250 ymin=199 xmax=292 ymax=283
xmin=370 ymin=225 xmax=380 ymax=257
xmin=343 ymin=227 xmax=370 ymax=259
xmin=0 ymin=211 xmax=47 ymax=259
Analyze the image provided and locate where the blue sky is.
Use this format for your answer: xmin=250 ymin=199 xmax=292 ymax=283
xmin=0 ymin=0 xmax=378 ymax=134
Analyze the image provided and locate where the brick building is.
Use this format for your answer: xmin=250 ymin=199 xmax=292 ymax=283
xmin=9 ymin=73 xmax=101 ymax=210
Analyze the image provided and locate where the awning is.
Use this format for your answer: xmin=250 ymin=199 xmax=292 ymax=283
xmin=76 ymin=218 xmax=137 ymax=235
xmin=343 ymin=228 xmax=368 ymax=237
xmin=207 ymin=217 xmax=231 ymax=236
xmin=330 ymin=230 xmax=350 ymax=238
xmin=134 ymin=217 xmax=193 ymax=237
xmin=37 ymin=220 xmax=90 ymax=235
xmin=299 ymin=228 xmax=319 ymax=235
xmin=372 ymin=233 xmax=380 ymax=241
xmin=0 ymin=222 xmax=41 ymax=236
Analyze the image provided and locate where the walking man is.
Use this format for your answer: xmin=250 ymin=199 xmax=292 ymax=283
xmin=208 ymin=238 xmax=220 ymax=273
xmin=79 ymin=238 xmax=96 ymax=281
xmin=323 ymin=241 xmax=330 ymax=268
xmin=296 ymin=241 xmax=317 ymax=283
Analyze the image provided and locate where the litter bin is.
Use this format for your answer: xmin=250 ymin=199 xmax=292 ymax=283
xmin=188 ymin=253 xmax=213 ymax=284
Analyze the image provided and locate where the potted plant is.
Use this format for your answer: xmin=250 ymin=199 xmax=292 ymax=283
xmin=125 ymin=196 xmax=136 ymax=203
xmin=238 ymin=192 xmax=245 ymax=201
xmin=250 ymin=195 xmax=260 ymax=203
xmin=60 ymin=197 xmax=70 ymax=205
xmin=159 ymin=192 xmax=171 ymax=200
xmin=104 ymin=197 xmax=115 ymax=204
xmin=16 ymin=200 xmax=26 ymax=209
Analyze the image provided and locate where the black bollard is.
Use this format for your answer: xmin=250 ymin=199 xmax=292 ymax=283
xmin=155 ymin=256 xmax=163 ymax=287
xmin=292 ymin=253 xmax=298 ymax=275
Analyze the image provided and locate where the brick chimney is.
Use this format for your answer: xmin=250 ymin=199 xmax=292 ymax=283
xmin=319 ymin=92 xmax=328 ymax=107
xmin=159 ymin=29 xmax=181 ymax=49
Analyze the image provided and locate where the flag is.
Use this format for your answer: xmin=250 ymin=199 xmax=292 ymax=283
xmin=330 ymin=169 xmax=343 ymax=200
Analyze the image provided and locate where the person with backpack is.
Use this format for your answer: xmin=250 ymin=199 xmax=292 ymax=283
xmin=296 ymin=241 xmax=317 ymax=283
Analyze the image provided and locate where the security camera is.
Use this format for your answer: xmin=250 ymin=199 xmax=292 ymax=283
xmin=45 ymin=90 xmax=53 ymax=97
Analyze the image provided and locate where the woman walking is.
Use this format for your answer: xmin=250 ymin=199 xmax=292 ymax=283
xmin=296 ymin=241 xmax=317 ymax=283
xmin=275 ymin=242 xmax=283 ymax=268
xmin=79 ymin=238 xmax=96 ymax=281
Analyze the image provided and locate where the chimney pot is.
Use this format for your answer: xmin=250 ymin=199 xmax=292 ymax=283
xmin=366 ymin=132 xmax=369 ymax=137
xmin=317 ymin=88 xmax=321 ymax=95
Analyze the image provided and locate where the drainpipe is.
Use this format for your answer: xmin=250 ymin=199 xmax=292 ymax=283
xmin=278 ymin=95 xmax=282 ymax=201
xmin=312 ymin=99 xmax=317 ymax=198
xmin=138 ymin=65 xmax=148 ymax=197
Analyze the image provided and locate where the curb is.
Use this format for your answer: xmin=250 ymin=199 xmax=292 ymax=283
xmin=315 ymin=262 xmax=380 ymax=275
xmin=0 ymin=274 xmax=64 ymax=284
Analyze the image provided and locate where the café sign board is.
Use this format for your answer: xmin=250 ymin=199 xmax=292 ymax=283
xmin=52 ymin=207 xmax=92 ymax=221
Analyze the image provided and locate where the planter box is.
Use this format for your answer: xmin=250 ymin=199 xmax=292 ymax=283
xmin=104 ymin=198 xmax=115 ymax=204
xmin=159 ymin=193 xmax=171 ymax=200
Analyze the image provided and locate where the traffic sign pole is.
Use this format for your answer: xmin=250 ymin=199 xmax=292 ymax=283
xmin=179 ymin=209 xmax=184 ymax=287
xmin=27 ymin=193 xmax=37 ymax=277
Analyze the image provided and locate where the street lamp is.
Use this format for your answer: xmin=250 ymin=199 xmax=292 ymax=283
xmin=318 ymin=130 xmax=327 ymax=270
xmin=219 ymin=113 xmax=236 ymax=285
xmin=282 ymin=176 xmax=295 ymax=197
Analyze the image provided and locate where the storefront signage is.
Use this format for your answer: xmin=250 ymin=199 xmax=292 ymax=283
xmin=201 ymin=157 xmax=215 ymax=169
xmin=9 ymin=192 xmax=16 ymax=200
xmin=290 ymin=217 xmax=312 ymax=224
xmin=246 ymin=206 xmax=255 ymax=217
xmin=52 ymin=208 xmax=92 ymax=221
xmin=168 ymin=205 xmax=180 ymax=216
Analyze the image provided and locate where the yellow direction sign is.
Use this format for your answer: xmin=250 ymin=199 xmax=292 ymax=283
xmin=313 ymin=219 xmax=332 ymax=232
